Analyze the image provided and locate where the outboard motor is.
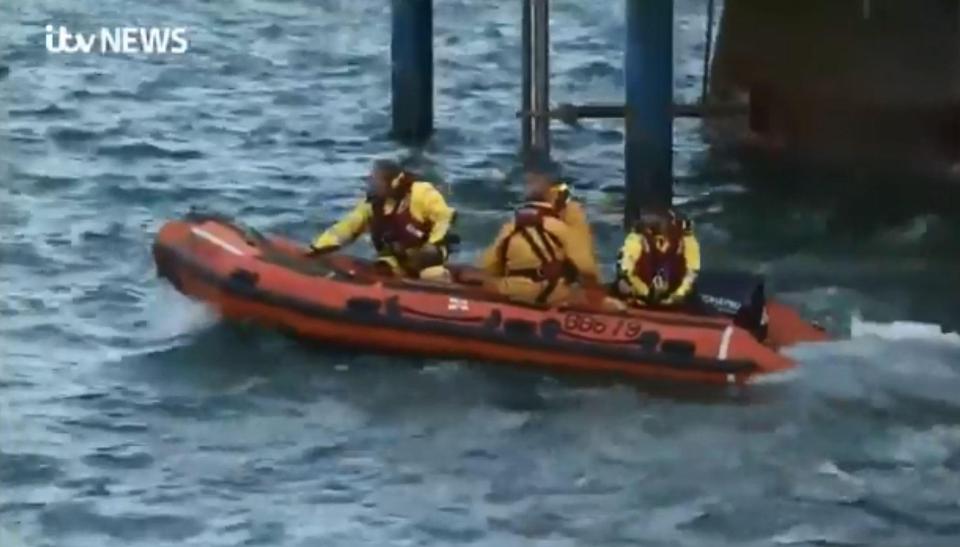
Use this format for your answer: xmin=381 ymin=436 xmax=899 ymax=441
xmin=696 ymin=270 xmax=768 ymax=340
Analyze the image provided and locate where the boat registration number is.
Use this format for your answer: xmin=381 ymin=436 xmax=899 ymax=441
xmin=563 ymin=313 xmax=643 ymax=339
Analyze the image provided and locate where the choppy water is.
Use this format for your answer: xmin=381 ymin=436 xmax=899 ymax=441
xmin=3 ymin=1 xmax=960 ymax=546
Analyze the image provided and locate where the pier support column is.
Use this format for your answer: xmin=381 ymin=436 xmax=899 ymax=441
xmin=521 ymin=0 xmax=551 ymax=159
xmin=625 ymin=0 xmax=674 ymax=225
xmin=391 ymin=0 xmax=433 ymax=144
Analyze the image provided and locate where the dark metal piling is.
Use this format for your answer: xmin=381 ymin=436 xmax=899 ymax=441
xmin=624 ymin=0 xmax=674 ymax=224
xmin=701 ymin=0 xmax=717 ymax=104
xmin=391 ymin=0 xmax=434 ymax=144
xmin=521 ymin=0 xmax=551 ymax=159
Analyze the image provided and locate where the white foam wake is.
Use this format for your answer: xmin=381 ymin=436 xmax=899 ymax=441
xmin=95 ymin=285 xmax=219 ymax=365
xmin=850 ymin=315 xmax=960 ymax=345
xmin=143 ymin=284 xmax=219 ymax=340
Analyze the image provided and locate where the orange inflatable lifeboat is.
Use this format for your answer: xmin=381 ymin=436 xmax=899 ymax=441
xmin=153 ymin=214 xmax=828 ymax=386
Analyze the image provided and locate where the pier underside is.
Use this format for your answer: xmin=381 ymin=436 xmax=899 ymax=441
xmin=709 ymin=0 xmax=960 ymax=182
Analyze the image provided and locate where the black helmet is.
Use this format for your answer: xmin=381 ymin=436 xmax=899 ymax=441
xmin=635 ymin=207 xmax=671 ymax=234
xmin=372 ymin=159 xmax=403 ymax=181
xmin=523 ymin=153 xmax=562 ymax=182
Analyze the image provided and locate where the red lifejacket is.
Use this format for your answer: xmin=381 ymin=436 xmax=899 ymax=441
xmin=369 ymin=174 xmax=433 ymax=253
xmin=632 ymin=218 xmax=688 ymax=294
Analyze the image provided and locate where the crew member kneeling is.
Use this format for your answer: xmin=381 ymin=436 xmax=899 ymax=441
xmin=616 ymin=207 xmax=701 ymax=307
xmin=310 ymin=160 xmax=455 ymax=281
xmin=477 ymin=168 xmax=601 ymax=305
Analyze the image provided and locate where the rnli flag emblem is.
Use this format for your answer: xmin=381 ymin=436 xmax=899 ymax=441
xmin=447 ymin=297 xmax=470 ymax=312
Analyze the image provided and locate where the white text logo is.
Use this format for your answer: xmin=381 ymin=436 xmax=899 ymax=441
xmin=45 ymin=25 xmax=189 ymax=55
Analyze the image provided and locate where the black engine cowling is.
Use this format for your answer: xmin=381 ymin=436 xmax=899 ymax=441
xmin=696 ymin=270 xmax=768 ymax=340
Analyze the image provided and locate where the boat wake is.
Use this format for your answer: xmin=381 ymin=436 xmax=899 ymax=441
xmin=142 ymin=284 xmax=219 ymax=341
xmin=784 ymin=316 xmax=960 ymax=408
xmin=98 ymin=285 xmax=219 ymax=364
xmin=850 ymin=315 xmax=960 ymax=345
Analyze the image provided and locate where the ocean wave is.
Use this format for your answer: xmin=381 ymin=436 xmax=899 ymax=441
xmin=565 ymin=59 xmax=621 ymax=82
xmin=38 ymin=502 xmax=205 ymax=542
xmin=8 ymin=104 xmax=78 ymax=118
xmin=69 ymin=89 xmax=139 ymax=101
xmin=0 ymin=451 xmax=64 ymax=486
xmin=47 ymin=126 xmax=102 ymax=145
xmin=133 ymin=68 xmax=199 ymax=101
xmin=257 ymin=23 xmax=283 ymax=40
xmin=97 ymin=142 xmax=204 ymax=161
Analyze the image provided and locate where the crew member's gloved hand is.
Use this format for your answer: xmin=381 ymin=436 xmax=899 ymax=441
xmin=644 ymin=290 xmax=668 ymax=307
xmin=579 ymin=274 xmax=608 ymax=307
xmin=306 ymin=244 xmax=340 ymax=257
xmin=602 ymin=296 xmax=628 ymax=312
xmin=614 ymin=279 xmax=632 ymax=298
xmin=385 ymin=241 xmax=407 ymax=257
xmin=651 ymin=274 xmax=669 ymax=294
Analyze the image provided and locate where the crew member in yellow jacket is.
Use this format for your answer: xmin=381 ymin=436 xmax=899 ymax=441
xmin=544 ymin=179 xmax=597 ymax=266
xmin=477 ymin=167 xmax=602 ymax=305
xmin=309 ymin=160 xmax=455 ymax=280
xmin=615 ymin=207 xmax=701 ymax=307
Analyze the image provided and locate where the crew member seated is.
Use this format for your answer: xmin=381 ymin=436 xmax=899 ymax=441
xmin=615 ymin=206 xmax=701 ymax=307
xmin=309 ymin=159 xmax=455 ymax=281
xmin=477 ymin=165 xmax=602 ymax=305
xmin=543 ymin=174 xmax=597 ymax=264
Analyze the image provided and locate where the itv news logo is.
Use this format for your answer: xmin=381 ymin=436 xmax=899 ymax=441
xmin=45 ymin=25 xmax=189 ymax=55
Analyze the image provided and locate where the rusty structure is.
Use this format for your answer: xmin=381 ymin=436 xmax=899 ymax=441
xmin=708 ymin=0 xmax=960 ymax=182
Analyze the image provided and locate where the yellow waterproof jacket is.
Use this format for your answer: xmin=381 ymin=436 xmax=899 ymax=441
xmin=478 ymin=202 xmax=600 ymax=282
xmin=618 ymin=216 xmax=700 ymax=305
xmin=549 ymin=185 xmax=597 ymax=264
xmin=312 ymin=180 xmax=455 ymax=252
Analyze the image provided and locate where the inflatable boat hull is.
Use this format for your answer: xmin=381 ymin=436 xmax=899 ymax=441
xmin=153 ymin=216 xmax=826 ymax=386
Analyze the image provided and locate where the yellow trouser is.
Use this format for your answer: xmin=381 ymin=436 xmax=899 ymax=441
xmin=485 ymin=276 xmax=571 ymax=306
xmin=376 ymin=255 xmax=450 ymax=281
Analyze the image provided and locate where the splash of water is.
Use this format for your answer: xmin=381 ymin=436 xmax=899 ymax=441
xmin=142 ymin=284 xmax=219 ymax=340
xmin=97 ymin=285 xmax=219 ymax=364
xmin=850 ymin=315 xmax=960 ymax=345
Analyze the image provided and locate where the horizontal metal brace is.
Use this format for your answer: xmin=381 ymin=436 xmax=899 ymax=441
xmin=673 ymin=102 xmax=748 ymax=118
xmin=519 ymin=102 xmax=749 ymax=125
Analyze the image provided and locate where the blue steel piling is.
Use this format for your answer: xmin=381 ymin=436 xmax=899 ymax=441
xmin=624 ymin=0 xmax=674 ymax=224
xmin=520 ymin=0 xmax=551 ymax=160
xmin=521 ymin=0 xmax=532 ymax=153
xmin=391 ymin=0 xmax=434 ymax=144
xmin=701 ymin=0 xmax=716 ymax=104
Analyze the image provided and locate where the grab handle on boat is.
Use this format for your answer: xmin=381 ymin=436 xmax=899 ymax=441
xmin=659 ymin=339 xmax=696 ymax=357
xmin=635 ymin=330 xmax=661 ymax=351
xmin=345 ymin=297 xmax=383 ymax=317
xmin=539 ymin=318 xmax=562 ymax=340
xmin=503 ymin=319 xmax=538 ymax=339
xmin=225 ymin=268 xmax=260 ymax=296
xmin=482 ymin=309 xmax=503 ymax=330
